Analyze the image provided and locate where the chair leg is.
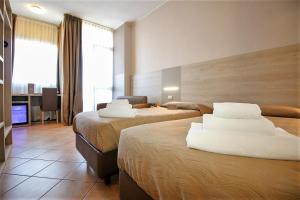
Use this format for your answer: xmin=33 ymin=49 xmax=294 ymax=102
xmin=56 ymin=110 xmax=59 ymax=124
xmin=104 ymin=175 xmax=111 ymax=185
xmin=41 ymin=111 xmax=44 ymax=125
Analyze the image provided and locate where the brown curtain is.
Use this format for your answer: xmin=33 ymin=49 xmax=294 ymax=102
xmin=12 ymin=14 xmax=17 ymax=73
xmin=62 ymin=14 xmax=83 ymax=125
xmin=57 ymin=25 xmax=61 ymax=93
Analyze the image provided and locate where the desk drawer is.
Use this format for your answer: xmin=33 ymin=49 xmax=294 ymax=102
xmin=12 ymin=96 xmax=28 ymax=102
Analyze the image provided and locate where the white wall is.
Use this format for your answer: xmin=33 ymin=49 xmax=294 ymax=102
xmin=132 ymin=1 xmax=299 ymax=74
xmin=113 ymin=23 xmax=132 ymax=98
xmin=113 ymin=24 xmax=124 ymax=98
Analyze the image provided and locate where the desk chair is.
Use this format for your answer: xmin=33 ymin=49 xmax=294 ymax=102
xmin=41 ymin=88 xmax=59 ymax=124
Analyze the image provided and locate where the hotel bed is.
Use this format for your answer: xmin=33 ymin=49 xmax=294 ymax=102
xmin=73 ymin=106 xmax=203 ymax=184
xmin=118 ymin=116 xmax=300 ymax=200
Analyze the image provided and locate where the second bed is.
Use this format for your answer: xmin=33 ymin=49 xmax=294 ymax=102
xmin=118 ymin=115 xmax=300 ymax=199
xmin=73 ymin=106 xmax=205 ymax=184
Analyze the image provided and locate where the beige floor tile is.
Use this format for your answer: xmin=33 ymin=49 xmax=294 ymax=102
xmin=0 ymin=163 xmax=5 ymax=174
xmin=65 ymin=163 xmax=98 ymax=182
xmin=11 ymin=148 xmax=50 ymax=159
xmin=8 ymin=147 xmax=30 ymax=157
xmin=0 ymin=174 xmax=29 ymax=194
xmin=34 ymin=149 xmax=67 ymax=161
xmin=1 ymin=177 xmax=59 ymax=200
xmin=58 ymin=150 xmax=86 ymax=162
xmin=0 ymin=124 xmax=119 ymax=199
xmin=41 ymin=180 xmax=95 ymax=200
xmin=84 ymin=182 xmax=119 ymax=200
xmin=5 ymin=159 xmax=54 ymax=176
xmin=3 ymin=158 xmax=30 ymax=170
xmin=34 ymin=161 xmax=81 ymax=179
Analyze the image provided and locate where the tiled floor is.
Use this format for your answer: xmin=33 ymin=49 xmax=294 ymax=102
xmin=0 ymin=124 xmax=119 ymax=200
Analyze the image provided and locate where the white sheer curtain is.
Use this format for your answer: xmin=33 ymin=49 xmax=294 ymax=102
xmin=12 ymin=17 xmax=58 ymax=94
xmin=82 ymin=21 xmax=113 ymax=112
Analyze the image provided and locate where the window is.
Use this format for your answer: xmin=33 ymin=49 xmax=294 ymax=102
xmin=12 ymin=17 xmax=58 ymax=94
xmin=13 ymin=39 xmax=57 ymax=94
xmin=82 ymin=21 xmax=113 ymax=111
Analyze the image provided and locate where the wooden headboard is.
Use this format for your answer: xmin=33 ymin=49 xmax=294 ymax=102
xmin=132 ymin=44 xmax=299 ymax=107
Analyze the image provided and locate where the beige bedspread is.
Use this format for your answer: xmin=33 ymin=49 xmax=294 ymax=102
xmin=118 ymin=117 xmax=300 ymax=200
xmin=73 ymin=107 xmax=201 ymax=152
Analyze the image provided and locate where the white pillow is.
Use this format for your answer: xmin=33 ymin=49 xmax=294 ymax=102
xmin=213 ymin=102 xmax=261 ymax=119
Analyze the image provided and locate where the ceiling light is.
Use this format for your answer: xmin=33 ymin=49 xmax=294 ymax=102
xmin=27 ymin=4 xmax=46 ymax=14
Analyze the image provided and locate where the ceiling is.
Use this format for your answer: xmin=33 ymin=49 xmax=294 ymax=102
xmin=10 ymin=0 xmax=166 ymax=29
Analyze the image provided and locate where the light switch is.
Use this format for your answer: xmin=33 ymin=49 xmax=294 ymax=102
xmin=168 ymin=95 xmax=173 ymax=100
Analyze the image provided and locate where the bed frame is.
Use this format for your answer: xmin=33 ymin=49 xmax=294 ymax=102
xmin=119 ymin=170 xmax=152 ymax=200
xmin=76 ymin=96 xmax=149 ymax=185
xmin=76 ymin=133 xmax=118 ymax=185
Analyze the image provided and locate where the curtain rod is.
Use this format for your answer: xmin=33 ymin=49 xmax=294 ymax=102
xmin=82 ymin=19 xmax=113 ymax=31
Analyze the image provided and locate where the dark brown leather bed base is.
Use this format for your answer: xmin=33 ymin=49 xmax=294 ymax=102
xmin=76 ymin=133 xmax=118 ymax=184
xmin=120 ymin=170 xmax=152 ymax=200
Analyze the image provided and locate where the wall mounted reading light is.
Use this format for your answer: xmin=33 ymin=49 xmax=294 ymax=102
xmin=163 ymin=86 xmax=179 ymax=92
xmin=27 ymin=4 xmax=46 ymax=14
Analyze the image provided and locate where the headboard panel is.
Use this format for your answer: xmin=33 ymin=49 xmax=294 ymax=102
xmin=132 ymin=44 xmax=299 ymax=107
xmin=131 ymin=70 xmax=162 ymax=103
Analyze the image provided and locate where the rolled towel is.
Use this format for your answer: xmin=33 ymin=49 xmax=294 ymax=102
xmin=98 ymin=107 xmax=136 ymax=118
xmin=213 ymin=102 xmax=261 ymax=119
xmin=111 ymin=99 xmax=129 ymax=105
xmin=186 ymin=123 xmax=300 ymax=161
xmin=203 ymin=114 xmax=275 ymax=135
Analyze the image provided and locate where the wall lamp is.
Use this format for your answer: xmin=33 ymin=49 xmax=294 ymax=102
xmin=163 ymin=86 xmax=179 ymax=92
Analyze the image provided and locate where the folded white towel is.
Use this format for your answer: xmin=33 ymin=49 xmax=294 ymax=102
xmin=111 ymin=99 xmax=129 ymax=105
xmin=98 ymin=108 xmax=136 ymax=118
xmin=213 ymin=102 xmax=262 ymax=119
xmin=106 ymin=103 xmax=132 ymax=110
xmin=203 ymin=114 xmax=275 ymax=135
xmin=186 ymin=123 xmax=300 ymax=161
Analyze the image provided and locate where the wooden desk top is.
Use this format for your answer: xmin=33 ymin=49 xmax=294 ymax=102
xmin=13 ymin=93 xmax=61 ymax=97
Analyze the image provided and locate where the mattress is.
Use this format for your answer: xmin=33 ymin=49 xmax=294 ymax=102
xmin=118 ymin=116 xmax=300 ymax=200
xmin=73 ymin=107 xmax=201 ymax=153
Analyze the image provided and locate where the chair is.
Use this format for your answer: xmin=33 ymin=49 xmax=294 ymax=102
xmin=40 ymin=88 xmax=59 ymax=124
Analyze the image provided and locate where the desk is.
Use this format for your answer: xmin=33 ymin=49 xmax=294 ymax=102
xmin=12 ymin=94 xmax=61 ymax=125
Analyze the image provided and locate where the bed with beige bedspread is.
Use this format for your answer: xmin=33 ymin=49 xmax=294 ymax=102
xmin=118 ymin=116 xmax=300 ymax=199
xmin=73 ymin=107 xmax=201 ymax=153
